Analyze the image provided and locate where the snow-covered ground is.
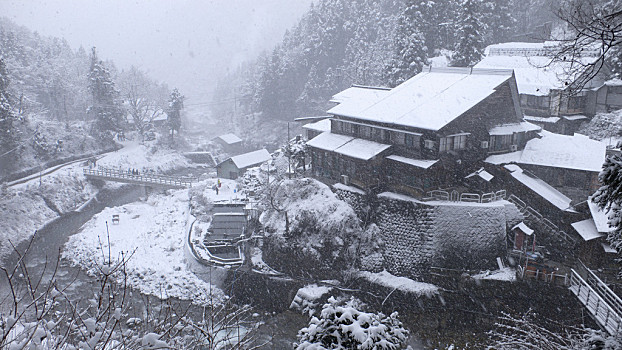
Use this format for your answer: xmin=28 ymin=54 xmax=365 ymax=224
xmin=358 ymin=270 xmax=438 ymax=296
xmin=0 ymin=141 xmax=191 ymax=262
xmin=63 ymin=189 xmax=224 ymax=304
xmin=472 ymin=267 xmax=516 ymax=282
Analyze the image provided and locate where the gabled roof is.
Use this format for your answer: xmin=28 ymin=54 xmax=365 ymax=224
xmin=328 ymin=66 xmax=516 ymax=131
xmin=226 ymin=149 xmax=271 ymax=169
xmin=512 ymin=222 xmax=534 ymax=235
xmin=216 ymin=133 xmax=242 ymax=145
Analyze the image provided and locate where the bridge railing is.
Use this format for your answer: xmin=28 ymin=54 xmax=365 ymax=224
xmin=83 ymin=168 xmax=194 ymax=187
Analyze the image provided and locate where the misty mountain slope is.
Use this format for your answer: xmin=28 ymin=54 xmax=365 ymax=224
xmin=211 ymin=0 xmax=556 ymax=144
xmin=0 ymin=17 xmax=170 ymax=178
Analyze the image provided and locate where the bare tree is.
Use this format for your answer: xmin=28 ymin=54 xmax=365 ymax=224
xmin=488 ymin=310 xmax=620 ymax=350
xmin=551 ymin=0 xmax=622 ymax=93
xmin=0 ymin=231 xmax=261 ymax=349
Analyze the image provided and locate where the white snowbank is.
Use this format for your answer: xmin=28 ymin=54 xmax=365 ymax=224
xmin=358 ymin=270 xmax=438 ymax=296
xmin=0 ymin=142 xmax=192 ymax=262
xmin=63 ymin=189 xmax=224 ymax=305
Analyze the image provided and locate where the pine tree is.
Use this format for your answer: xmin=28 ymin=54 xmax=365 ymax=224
xmin=593 ymin=155 xmax=622 ymax=268
xmin=0 ymin=56 xmax=18 ymax=166
xmin=296 ymin=297 xmax=409 ymax=349
xmin=385 ymin=2 xmax=428 ymax=87
xmin=166 ymin=88 xmax=184 ymax=140
xmin=87 ymin=47 xmax=123 ymax=141
xmin=451 ymin=0 xmax=485 ymax=67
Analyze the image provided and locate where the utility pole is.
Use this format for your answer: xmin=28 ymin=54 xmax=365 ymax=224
xmin=287 ymin=122 xmax=292 ymax=179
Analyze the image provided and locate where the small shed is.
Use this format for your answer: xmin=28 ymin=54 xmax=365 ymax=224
xmin=214 ymin=133 xmax=243 ymax=155
xmin=216 ymin=149 xmax=271 ymax=180
xmin=512 ymin=222 xmax=534 ymax=251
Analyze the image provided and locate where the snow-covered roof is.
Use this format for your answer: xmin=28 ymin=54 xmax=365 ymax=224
xmin=519 ymin=131 xmax=606 ymax=172
xmin=524 ymin=115 xmax=560 ymax=123
xmin=334 ymin=138 xmax=391 ymax=161
xmin=488 ymin=121 xmax=541 ymax=135
xmin=465 ymin=168 xmax=494 ymax=182
xmin=328 ymin=66 xmax=515 ymax=131
xmin=227 ymin=149 xmax=271 ymax=169
xmin=588 ymin=197 xmax=612 ymax=233
xmin=605 ymin=78 xmax=622 ymax=87
xmin=302 ymin=118 xmax=331 ymax=133
xmin=504 ymin=164 xmax=574 ymax=211
xmin=216 ymin=133 xmax=242 ymax=145
xmin=475 ymin=54 xmax=597 ymax=96
xmin=512 ymin=222 xmax=534 ymax=235
xmin=485 ymin=151 xmax=523 ymax=165
xmin=306 ymin=132 xmax=354 ymax=152
xmin=572 ymin=219 xmax=604 ymax=241
xmin=307 ymin=132 xmax=391 ymax=161
xmin=330 ymin=85 xmax=390 ymax=104
xmin=562 ymin=115 xmax=588 ymax=121
xmin=602 ymin=242 xmax=617 ymax=253
xmin=386 ymin=155 xmax=439 ymax=169
xmin=152 ymin=114 xmax=168 ymax=121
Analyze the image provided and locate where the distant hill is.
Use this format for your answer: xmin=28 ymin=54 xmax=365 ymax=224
xmin=210 ymin=0 xmax=556 ymax=145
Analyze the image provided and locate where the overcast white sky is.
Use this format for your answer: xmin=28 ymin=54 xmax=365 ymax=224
xmin=1 ymin=0 xmax=313 ymax=100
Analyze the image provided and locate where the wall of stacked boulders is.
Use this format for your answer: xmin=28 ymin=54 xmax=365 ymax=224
xmin=332 ymin=185 xmax=522 ymax=279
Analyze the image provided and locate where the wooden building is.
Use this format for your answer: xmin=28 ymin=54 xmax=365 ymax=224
xmin=307 ymin=66 xmax=538 ymax=195
xmin=475 ymin=42 xmax=608 ymax=119
xmin=214 ymin=133 xmax=243 ymax=155
xmin=216 ymin=149 xmax=271 ymax=180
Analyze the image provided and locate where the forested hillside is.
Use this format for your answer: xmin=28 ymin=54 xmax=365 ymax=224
xmin=0 ymin=18 xmax=169 ymax=179
xmin=211 ymin=0 xmax=555 ymax=144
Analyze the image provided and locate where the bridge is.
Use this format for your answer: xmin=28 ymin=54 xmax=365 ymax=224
xmin=83 ymin=168 xmax=194 ymax=189
xmin=569 ymin=261 xmax=622 ymax=335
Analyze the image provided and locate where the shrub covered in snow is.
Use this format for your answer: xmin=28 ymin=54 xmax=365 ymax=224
xmin=577 ymin=109 xmax=622 ymax=144
xmin=295 ymin=296 xmax=409 ymax=350
xmin=260 ymin=178 xmax=383 ymax=278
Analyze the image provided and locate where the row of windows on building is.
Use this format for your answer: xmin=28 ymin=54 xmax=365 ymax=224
xmin=332 ymin=120 xmax=526 ymax=154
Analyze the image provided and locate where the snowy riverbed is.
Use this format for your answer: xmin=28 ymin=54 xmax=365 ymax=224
xmin=63 ymin=189 xmax=225 ymax=305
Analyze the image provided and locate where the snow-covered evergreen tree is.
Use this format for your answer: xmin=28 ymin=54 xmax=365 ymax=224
xmin=451 ymin=0 xmax=485 ymax=67
xmin=87 ymin=47 xmax=124 ymax=141
xmin=295 ymin=297 xmax=409 ymax=350
xmin=0 ymin=56 xmax=18 ymax=165
xmin=385 ymin=2 xmax=428 ymax=87
xmin=166 ymin=88 xmax=184 ymax=140
xmin=593 ymin=154 xmax=622 ymax=268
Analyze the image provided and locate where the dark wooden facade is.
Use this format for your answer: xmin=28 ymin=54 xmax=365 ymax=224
xmin=309 ymin=69 xmax=537 ymax=194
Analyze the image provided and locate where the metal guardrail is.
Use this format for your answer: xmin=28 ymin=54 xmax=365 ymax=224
xmin=507 ymin=193 xmax=577 ymax=245
xmin=83 ymin=168 xmax=194 ymax=188
xmin=569 ymin=268 xmax=622 ymax=335
xmin=425 ymin=189 xmax=506 ymax=203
